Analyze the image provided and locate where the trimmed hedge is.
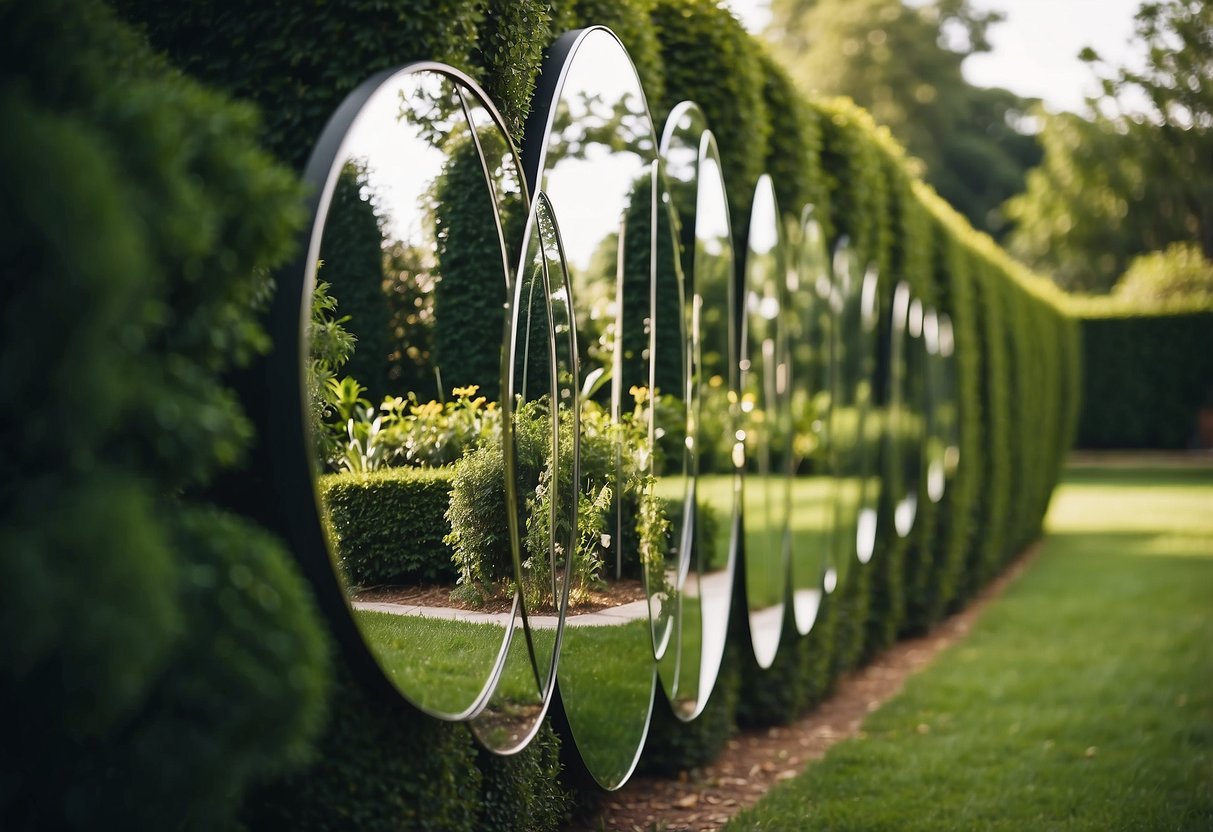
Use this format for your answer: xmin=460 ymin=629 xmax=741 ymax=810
xmin=1 ymin=1 xmax=330 ymax=829
xmin=69 ymin=1 xmax=1082 ymax=829
xmin=321 ymin=468 xmax=460 ymax=586
xmin=1072 ymin=307 xmax=1213 ymax=449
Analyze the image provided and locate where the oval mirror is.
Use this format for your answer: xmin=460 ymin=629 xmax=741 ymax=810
xmin=887 ymin=281 xmax=912 ymax=538
xmin=787 ymin=207 xmax=834 ymax=633
xmin=938 ymin=313 xmax=961 ymax=481
xmin=468 ymin=192 xmax=575 ymax=752
xmin=656 ymin=101 xmax=738 ymax=719
xmin=827 ymin=240 xmax=880 ymax=588
xmin=740 ymin=174 xmax=790 ymax=668
xmin=923 ymin=307 xmax=946 ymax=504
xmin=299 ymin=65 xmax=527 ymax=719
xmin=523 ymin=26 xmax=661 ymax=789
xmin=893 ymin=288 xmax=926 ymax=537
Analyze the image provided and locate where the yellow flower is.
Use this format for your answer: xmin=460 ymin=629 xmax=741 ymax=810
xmin=451 ymin=384 xmax=479 ymax=398
xmin=629 ymin=385 xmax=649 ymax=404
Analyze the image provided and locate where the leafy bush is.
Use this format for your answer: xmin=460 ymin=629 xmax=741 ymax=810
xmin=1114 ymin=242 xmax=1213 ymax=307
xmin=0 ymin=1 xmax=329 ymax=828
xmin=321 ymin=467 xmax=460 ymax=586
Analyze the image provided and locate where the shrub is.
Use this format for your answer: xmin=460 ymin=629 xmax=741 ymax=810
xmin=0 ymin=1 xmax=329 ymax=828
xmin=321 ymin=467 xmax=460 ymax=586
xmin=1114 ymin=242 xmax=1213 ymax=307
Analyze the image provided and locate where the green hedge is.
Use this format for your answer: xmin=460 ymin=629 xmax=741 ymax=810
xmin=321 ymin=468 xmax=460 ymax=586
xmin=1 ymin=1 xmax=330 ymax=829
xmin=58 ymin=1 xmax=1082 ymax=829
xmin=1073 ymin=308 xmax=1213 ymax=449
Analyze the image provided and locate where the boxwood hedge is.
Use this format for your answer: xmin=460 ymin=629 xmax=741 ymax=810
xmin=14 ymin=0 xmax=1084 ymax=829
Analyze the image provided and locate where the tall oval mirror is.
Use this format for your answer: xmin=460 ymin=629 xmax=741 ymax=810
xmin=787 ymin=207 xmax=834 ymax=634
xmin=827 ymin=239 xmax=879 ymax=588
xmin=923 ymin=307 xmax=947 ymax=504
xmin=469 ymin=192 xmax=575 ymax=752
xmin=523 ymin=26 xmax=661 ymax=789
xmin=892 ymin=289 xmax=926 ymax=537
xmin=854 ymin=262 xmax=882 ymax=564
xmin=657 ymin=102 xmax=738 ymax=719
xmin=301 ymin=66 xmax=526 ymax=719
xmin=887 ymin=282 xmax=913 ymax=538
xmin=938 ymin=313 xmax=961 ymax=481
xmin=740 ymin=174 xmax=789 ymax=668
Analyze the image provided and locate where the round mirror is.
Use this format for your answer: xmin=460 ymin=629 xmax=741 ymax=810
xmin=827 ymin=240 xmax=880 ymax=588
xmin=888 ymin=281 xmax=912 ymax=538
xmin=938 ymin=313 xmax=961 ymax=481
xmin=656 ymin=101 xmax=738 ymax=719
xmin=923 ymin=307 xmax=946 ymax=504
xmin=299 ymin=65 xmax=527 ymax=719
xmin=891 ymin=288 xmax=926 ymax=537
xmin=468 ymin=192 xmax=575 ymax=752
xmin=523 ymin=26 xmax=661 ymax=789
xmin=740 ymin=174 xmax=790 ymax=668
xmin=787 ymin=207 xmax=834 ymax=634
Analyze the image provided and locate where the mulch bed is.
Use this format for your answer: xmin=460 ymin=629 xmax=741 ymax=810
xmin=352 ymin=577 xmax=649 ymax=615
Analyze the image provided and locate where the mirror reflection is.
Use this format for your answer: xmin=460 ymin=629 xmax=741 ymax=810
xmin=469 ymin=193 xmax=573 ymax=752
xmin=527 ymin=26 xmax=660 ymax=789
xmin=787 ymin=208 xmax=834 ymax=634
xmin=890 ymin=285 xmax=925 ymax=537
xmin=656 ymin=102 xmax=737 ymax=719
xmin=740 ymin=174 xmax=790 ymax=668
xmin=923 ymin=308 xmax=946 ymax=504
xmin=306 ymin=68 xmax=524 ymax=719
xmin=828 ymin=240 xmax=880 ymax=588
xmin=938 ymin=313 xmax=961 ymax=481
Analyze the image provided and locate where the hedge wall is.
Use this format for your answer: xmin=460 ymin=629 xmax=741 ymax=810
xmin=1072 ymin=307 xmax=1213 ymax=449
xmin=0 ymin=1 xmax=330 ymax=829
xmin=6 ymin=0 xmax=1082 ymax=829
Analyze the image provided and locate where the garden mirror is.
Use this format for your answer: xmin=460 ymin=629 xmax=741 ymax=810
xmin=740 ymin=174 xmax=790 ymax=669
xmin=787 ymin=207 xmax=834 ymax=634
xmin=302 ymin=66 xmax=527 ymax=720
xmin=938 ymin=313 xmax=961 ymax=481
xmin=896 ymin=293 xmax=926 ymax=537
xmin=887 ymin=281 xmax=914 ymax=538
xmin=657 ymin=101 xmax=737 ymax=719
xmin=523 ymin=26 xmax=661 ymax=789
xmin=468 ymin=192 xmax=574 ymax=753
xmin=828 ymin=239 xmax=880 ymax=590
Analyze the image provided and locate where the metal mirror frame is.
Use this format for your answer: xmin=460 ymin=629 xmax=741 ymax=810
xmin=656 ymin=100 xmax=739 ymax=720
xmin=253 ymin=62 xmax=532 ymax=722
xmin=522 ymin=25 xmax=663 ymax=790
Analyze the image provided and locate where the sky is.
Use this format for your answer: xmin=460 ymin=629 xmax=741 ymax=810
xmin=726 ymin=0 xmax=1147 ymax=114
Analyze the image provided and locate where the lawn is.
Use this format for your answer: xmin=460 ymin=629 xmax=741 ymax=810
xmin=727 ymin=463 xmax=1213 ymax=831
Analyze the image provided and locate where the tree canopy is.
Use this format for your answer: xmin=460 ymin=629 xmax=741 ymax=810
xmin=765 ymin=0 xmax=1041 ymax=237
xmin=1005 ymin=0 xmax=1212 ymax=293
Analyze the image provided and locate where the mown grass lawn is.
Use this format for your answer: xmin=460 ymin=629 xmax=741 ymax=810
xmin=727 ymin=463 xmax=1213 ymax=831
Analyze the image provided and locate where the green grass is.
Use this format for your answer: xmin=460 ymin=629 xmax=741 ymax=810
xmin=727 ymin=464 xmax=1213 ymax=831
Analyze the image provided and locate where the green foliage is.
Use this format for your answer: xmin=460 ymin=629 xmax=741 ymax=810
xmin=767 ymin=0 xmax=1041 ymax=237
xmin=0 ymin=0 xmax=329 ymax=828
xmin=1114 ymin=242 xmax=1213 ymax=306
xmin=1072 ymin=309 xmax=1213 ymax=449
xmin=322 ymin=467 xmax=459 ymax=586
xmin=651 ymin=0 xmax=770 ymax=253
xmin=114 ymin=0 xmax=489 ymax=170
xmin=1007 ymin=0 xmax=1213 ymax=292
xmin=241 ymin=664 xmax=482 ymax=832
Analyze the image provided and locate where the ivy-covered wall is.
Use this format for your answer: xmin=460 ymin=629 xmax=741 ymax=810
xmin=4 ymin=0 xmax=1080 ymax=829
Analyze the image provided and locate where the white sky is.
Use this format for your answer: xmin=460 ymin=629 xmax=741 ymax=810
xmin=727 ymin=0 xmax=1146 ymax=114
